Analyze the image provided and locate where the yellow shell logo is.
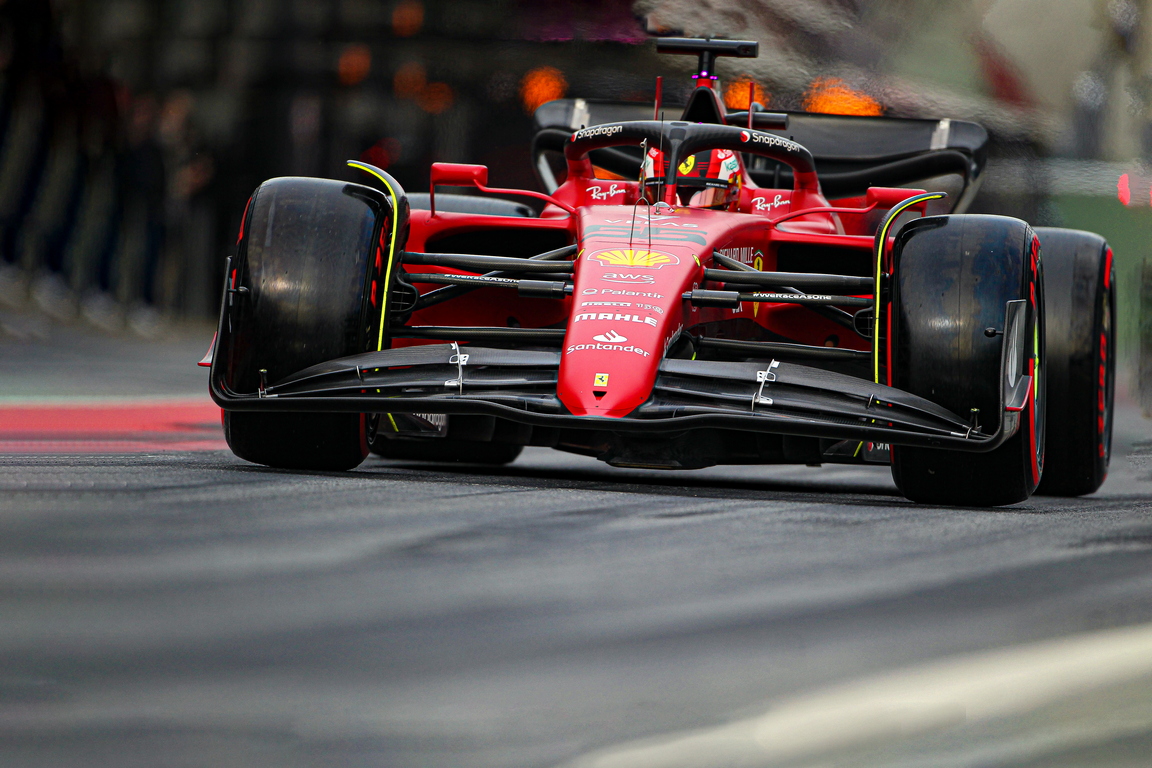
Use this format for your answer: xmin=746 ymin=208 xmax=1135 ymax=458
xmin=590 ymin=249 xmax=679 ymax=269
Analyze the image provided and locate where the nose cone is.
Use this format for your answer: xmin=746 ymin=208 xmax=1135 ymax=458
xmin=561 ymin=311 xmax=665 ymax=415
xmin=559 ymin=206 xmax=710 ymax=417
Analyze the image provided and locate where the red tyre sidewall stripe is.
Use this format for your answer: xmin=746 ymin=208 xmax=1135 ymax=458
xmin=1098 ymin=247 xmax=1113 ymax=458
xmin=236 ymin=195 xmax=253 ymax=245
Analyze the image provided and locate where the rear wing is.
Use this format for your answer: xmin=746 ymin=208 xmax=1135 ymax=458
xmin=532 ymin=98 xmax=988 ymax=213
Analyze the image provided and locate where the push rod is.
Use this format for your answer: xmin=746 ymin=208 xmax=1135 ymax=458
xmin=391 ymin=326 xmax=566 ymax=343
xmin=709 ymin=253 xmax=860 ymax=331
xmin=414 ymin=244 xmax=577 ymax=310
xmin=403 ymin=251 xmax=575 ymax=273
xmin=703 ymin=268 xmax=874 ymax=293
xmin=406 ymin=274 xmax=571 ymax=299
xmin=686 ymin=289 xmax=873 ymax=308
xmin=697 ymin=336 xmax=871 ymax=362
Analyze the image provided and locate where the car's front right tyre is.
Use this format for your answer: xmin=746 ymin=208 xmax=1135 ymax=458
xmin=1033 ymin=227 xmax=1115 ymax=496
xmin=217 ymin=176 xmax=399 ymax=471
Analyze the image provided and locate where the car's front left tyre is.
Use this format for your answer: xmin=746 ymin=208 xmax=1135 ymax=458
xmin=889 ymin=215 xmax=1045 ymax=507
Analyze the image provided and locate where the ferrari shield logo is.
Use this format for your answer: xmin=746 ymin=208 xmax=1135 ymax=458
xmin=589 ymin=249 xmax=680 ymax=269
xmin=593 ymin=373 xmax=610 ymax=387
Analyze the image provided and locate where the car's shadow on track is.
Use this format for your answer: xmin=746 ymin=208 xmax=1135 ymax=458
xmin=366 ymin=455 xmax=913 ymax=507
xmin=215 ymin=454 xmax=1111 ymax=514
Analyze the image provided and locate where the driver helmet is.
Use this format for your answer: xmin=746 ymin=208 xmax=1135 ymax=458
xmin=642 ymin=147 xmax=743 ymax=208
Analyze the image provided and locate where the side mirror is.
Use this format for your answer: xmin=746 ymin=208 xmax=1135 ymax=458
xmin=430 ymin=162 xmax=489 ymax=188
xmin=425 ymin=161 xmax=575 ymax=217
xmin=866 ymin=186 xmax=926 ymax=209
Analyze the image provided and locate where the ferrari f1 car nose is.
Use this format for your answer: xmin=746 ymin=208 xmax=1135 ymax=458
xmin=560 ymin=308 xmax=666 ymax=415
xmin=558 ymin=207 xmax=704 ymax=416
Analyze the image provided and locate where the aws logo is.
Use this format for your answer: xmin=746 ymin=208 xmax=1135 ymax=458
xmin=601 ymin=272 xmax=655 ymax=285
xmin=588 ymin=249 xmax=680 ymax=269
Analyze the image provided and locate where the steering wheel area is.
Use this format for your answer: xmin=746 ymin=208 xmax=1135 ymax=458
xmin=563 ymin=121 xmax=821 ymax=206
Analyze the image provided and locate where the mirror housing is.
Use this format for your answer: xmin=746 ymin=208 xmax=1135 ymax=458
xmin=866 ymin=186 xmax=926 ymax=209
xmin=430 ymin=162 xmax=489 ymax=188
xmin=425 ymin=161 xmax=574 ymax=217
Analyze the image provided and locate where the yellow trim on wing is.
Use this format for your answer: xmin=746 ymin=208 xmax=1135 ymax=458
xmin=872 ymin=193 xmax=946 ymax=383
xmin=347 ymin=160 xmax=402 ymax=352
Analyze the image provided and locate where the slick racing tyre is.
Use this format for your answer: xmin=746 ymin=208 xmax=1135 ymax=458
xmin=890 ymin=215 xmax=1045 ymax=507
xmin=370 ymin=438 xmax=523 ymax=465
xmin=225 ymin=411 xmax=368 ymax=472
xmin=221 ymin=177 xmax=390 ymax=471
xmin=1033 ymin=228 xmax=1115 ymax=496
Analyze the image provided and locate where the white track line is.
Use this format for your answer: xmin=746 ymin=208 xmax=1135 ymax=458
xmin=561 ymin=621 xmax=1152 ymax=768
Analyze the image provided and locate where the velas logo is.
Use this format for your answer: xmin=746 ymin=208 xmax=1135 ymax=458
xmin=593 ymin=329 xmax=627 ymax=343
xmin=589 ymin=249 xmax=679 ymax=269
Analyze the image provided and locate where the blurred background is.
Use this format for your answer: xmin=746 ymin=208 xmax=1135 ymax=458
xmin=1 ymin=0 xmax=1149 ymax=385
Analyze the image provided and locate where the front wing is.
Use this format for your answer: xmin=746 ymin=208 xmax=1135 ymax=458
xmin=211 ymin=303 xmax=1032 ymax=453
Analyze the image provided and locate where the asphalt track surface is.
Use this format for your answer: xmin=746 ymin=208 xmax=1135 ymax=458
xmin=3 ymin=325 xmax=1152 ymax=768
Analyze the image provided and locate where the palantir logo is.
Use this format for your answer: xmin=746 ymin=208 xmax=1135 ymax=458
xmin=593 ymin=330 xmax=627 ymax=343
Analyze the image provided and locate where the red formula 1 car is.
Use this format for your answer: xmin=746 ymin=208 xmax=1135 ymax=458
xmin=207 ymin=38 xmax=1115 ymax=506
